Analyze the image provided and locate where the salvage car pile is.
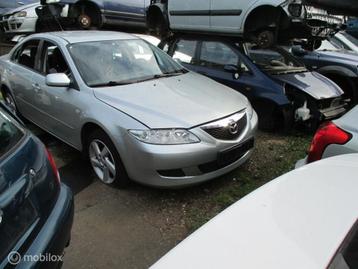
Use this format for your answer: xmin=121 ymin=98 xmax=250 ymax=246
xmin=0 ymin=0 xmax=357 ymax=268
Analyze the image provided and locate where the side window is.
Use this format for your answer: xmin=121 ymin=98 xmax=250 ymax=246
xmin=15 ymin=40 xmax=40 ymax=70
xmin=0 ymin=110 xmax=24 ymax=157
xmin=41 ymin=41 xmax=70 ymax=75
xmin=173 ymin=39 xmax=197 ymax=64
xmin=199 ymin=41 xmax=246 ymax=71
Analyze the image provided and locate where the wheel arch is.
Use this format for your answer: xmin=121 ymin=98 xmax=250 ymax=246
xmin=243 ymin=4 xmax=288 ymax=35
xmin=80 ymin=121 xmax=112 ymax=152
xmin=318 ymin=66 xmax=357 ymax=78
xmin=146 ymin=3 xmax=168 ymax=31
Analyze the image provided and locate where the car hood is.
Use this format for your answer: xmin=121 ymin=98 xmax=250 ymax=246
xmin=3 ymin=2 xmax=39 ymax=15
xmin=93 ymin=72 xmax=248 ymax=128
xmin=274 ymin=71 xmax=343 ymax=99
xmin=317 ymin=49 xmax=358 ymax=63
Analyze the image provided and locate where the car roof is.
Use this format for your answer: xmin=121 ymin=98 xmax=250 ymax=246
xmin=30 ymin=31 xmax=139 ymax=44
xmin=151 ymin=154 xmax=358 ymax=269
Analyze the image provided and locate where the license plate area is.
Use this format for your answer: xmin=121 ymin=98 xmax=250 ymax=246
xmin=218 ymin=138 xmax=255 ymax=167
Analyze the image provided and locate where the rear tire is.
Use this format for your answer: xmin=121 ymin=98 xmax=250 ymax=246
xmin=2 ymin=90 xmax=18 ymax=116
xmin=87 ymin=129 xmax=130 ymax=188
xmin=77 ymin=4 xmax=102 ymax=30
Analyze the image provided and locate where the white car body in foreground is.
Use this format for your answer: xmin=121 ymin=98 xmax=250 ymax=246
xmin=151 ymin=154 xmax=358 ymax=269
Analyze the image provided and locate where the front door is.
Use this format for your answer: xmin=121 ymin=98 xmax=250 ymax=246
xmin=210 ymin=0 xmax=250 ymax=32
xmin=103 ymin=0 xmax=146 ymax=23
xmin=31 ymin=41 xmax=80 ymax=144
xmin=168 ymin=0 xmax=210 ymax=31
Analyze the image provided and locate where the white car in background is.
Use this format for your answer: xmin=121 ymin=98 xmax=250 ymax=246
xmin=0 ymin=2 xmax=40 ymax=37
xmin=323 ymin=32 xmax=358 ymax=53
xmin=296 ymin=105 xmax=358 ymax=167
xmin=151 ymin=154 xmax=358 ymax=269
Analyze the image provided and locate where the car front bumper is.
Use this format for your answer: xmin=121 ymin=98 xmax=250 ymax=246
xmin=121 ymin=111 xmax=258 ymax=188
xmin=0 ymin=17 xmax=37 ymax=34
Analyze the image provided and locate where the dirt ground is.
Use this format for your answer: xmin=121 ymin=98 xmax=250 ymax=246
xmin=28 ymin=124 xmax=311 ymax=268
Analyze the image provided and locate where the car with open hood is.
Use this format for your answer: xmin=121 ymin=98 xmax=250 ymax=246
xmin=290 ymin=43 xmax=358 ymax=105
xmin=159 ymin=35 xmax=346 ymax=130
xmin=0 ymin=31 xmax=258 ymax=188
xmin=147 ymin=0 xmax=343 ymax=48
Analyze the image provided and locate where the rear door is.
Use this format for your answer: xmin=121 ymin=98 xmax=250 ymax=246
xmin=210 ymin=0 xmax=250 ymax=32
xmin=7 ymin=39 xmax=41 ymax=121
xmin=168 ymin=0 xmax=210 ymax=31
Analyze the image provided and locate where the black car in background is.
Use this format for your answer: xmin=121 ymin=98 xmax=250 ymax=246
xmin=0 ymin=102 xmax=74 ymax=268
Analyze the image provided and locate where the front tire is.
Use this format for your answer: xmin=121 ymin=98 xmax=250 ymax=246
xmin=3 ymin=90 xmax=18 ymax=115
xmin=77 ymin=4 xmax=102 ymax=29
xmin=87 ymin=129 xmax=130 ymax=188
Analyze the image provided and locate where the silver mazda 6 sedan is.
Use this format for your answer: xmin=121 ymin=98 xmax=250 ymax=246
xmin=0 ymin=31 xmax=258 ymax=188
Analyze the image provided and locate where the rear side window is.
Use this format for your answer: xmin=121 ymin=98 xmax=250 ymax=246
xmin=199 ymin=41 xmax=239 ymax=69
xmin=0 ymin=110 xmax=24 ymax=157
xmin=15 ymin=40 xmax=40 ymax=70
xmin=173 ymin=39 xmax=197 ymax=64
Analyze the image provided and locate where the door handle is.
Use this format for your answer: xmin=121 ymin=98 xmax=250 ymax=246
xmin=32 ymin=83 xmax=41 ymax=93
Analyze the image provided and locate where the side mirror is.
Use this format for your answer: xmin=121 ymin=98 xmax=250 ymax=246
xmin=46 ymin=73 xmax=71 ymax=87
xmin=291 ymin=46 xmax=307 ymax=57
xmin=224 ymin=64 xmax=239 ymax=73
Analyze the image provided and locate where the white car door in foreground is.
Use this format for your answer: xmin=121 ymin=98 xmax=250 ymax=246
xmin=151 ymin=154 xmax=358 ymax=269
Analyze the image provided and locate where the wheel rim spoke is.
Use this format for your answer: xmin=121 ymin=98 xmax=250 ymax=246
xmin=104 ymin=157 xmax=115 ymax=175
xmin=89 ymin=139 xmax=116 ymax=184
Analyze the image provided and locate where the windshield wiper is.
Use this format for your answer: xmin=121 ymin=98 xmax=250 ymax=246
xmin=90 ymin=80 xmax=135 ymax=87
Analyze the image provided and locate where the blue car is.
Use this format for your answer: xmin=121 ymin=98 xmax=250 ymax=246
xmin=160 ymin=35 xmax=346 ymax=130
xmin=39 ymin=0 xmax=150 ymax=30
xmin=0 ymin=102 xmax=74 ymax=268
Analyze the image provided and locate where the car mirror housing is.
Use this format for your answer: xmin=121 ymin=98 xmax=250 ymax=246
xmin=224 ymin=64 xmax=239 ymax=73
xmin=291 ymin=46 xmax=307 ymax=57
xmin=46 ymin=73 xmax=71 ymax=87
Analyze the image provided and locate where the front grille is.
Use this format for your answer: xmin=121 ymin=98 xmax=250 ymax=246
xmin=201 ymin=111 xmax=247 ymax=140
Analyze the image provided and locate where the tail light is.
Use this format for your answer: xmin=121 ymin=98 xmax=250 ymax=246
xmin=307 ymin=122 xmax=352 ymax=163
xmin=45 ymin=148 xmax=60 ymax=184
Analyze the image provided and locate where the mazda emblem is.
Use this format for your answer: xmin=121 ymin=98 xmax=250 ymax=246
xmin=228 ymin=120 xmax=239 ymax=135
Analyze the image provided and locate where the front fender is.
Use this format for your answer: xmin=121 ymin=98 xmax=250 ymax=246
xmin=318 ymin=66 xmax=357 ymax=78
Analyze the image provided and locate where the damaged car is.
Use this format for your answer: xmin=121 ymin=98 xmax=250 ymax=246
xmin=147 ymin=0 xmax=343 ymax=48
xmin=160 ymin=35 xmax=347 ymax=130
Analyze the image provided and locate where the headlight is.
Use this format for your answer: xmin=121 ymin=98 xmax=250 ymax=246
xmin=129 ymin=129 xmax=200 ymax=145
xmin=15 ymin=11 xmax=27 ymax=17
xmin=247 ymin=101 xmax=254 ymax=119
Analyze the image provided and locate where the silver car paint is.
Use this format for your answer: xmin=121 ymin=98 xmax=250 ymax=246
xmin=0 ymin=31 xmax=257 ymax=187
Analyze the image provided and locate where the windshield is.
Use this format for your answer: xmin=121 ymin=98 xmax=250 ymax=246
xmin=244 ymin=43 xmax=307 ymax=75
xmin=68 ymin=39 xmax=186 ymax=87
xmin=341 ymin=32 xmax=358 ymax=47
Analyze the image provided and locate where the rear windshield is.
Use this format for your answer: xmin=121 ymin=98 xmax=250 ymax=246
xmin=0 ymin=109 xmax=24 ymax=158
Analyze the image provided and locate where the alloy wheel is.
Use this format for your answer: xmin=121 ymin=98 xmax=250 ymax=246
xmin=4 ymin=93 xmax=17 ymax=115
xmin=89 ymin=139 xmax=116 ymax=184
